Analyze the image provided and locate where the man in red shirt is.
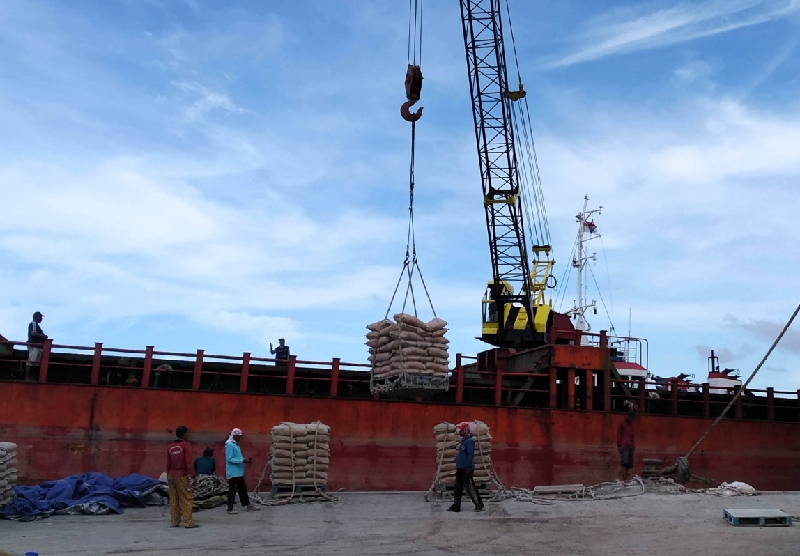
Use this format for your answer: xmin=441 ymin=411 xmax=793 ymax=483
xmin=616 ymin=412 xmax=636 ymax=481
xmin=166 ymin=425 xmax=197 ymax=528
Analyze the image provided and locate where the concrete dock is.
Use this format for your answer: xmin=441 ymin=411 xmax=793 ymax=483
xmin=2 ymin=492 xmax=800 ymax=555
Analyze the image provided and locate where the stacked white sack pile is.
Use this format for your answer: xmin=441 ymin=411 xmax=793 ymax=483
xmin=366 ymin=313 xmax=450 ymax=382
xmin=433 ymin=422 xmax=492 ymax=487
xmin=0 ymin=442 xmax=17 ymax=508
xmin=270 ymin=422 xmax=330 ymax=489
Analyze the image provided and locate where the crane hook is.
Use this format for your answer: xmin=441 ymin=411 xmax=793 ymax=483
xmin=402 ymin=64 xmax=424 ymax=122
xmin=401 ymin=99 xmax=424 ymax=122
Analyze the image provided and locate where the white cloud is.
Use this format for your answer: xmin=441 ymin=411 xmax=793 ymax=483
xmin=173 ymin=81 xmax=249 ymax=121
xmin=673 ymin=59 xmax=713 ymax=83
xmin=543 ymin=0 xmax=800 ymax=69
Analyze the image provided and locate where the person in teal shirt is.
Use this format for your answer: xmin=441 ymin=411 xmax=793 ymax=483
xmin=193 ymin=447 xmax=216 ymax=476
xmin=225 ymin=428 xmax=260 ymax=514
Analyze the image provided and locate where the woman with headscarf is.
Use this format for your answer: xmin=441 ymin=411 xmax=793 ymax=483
xmin=225 ymin=428 xmax=260 ymax=514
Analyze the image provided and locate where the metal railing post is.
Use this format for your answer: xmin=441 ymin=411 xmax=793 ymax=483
xmin=797 ymin=389 xmax=800 ymax=422
xmin=734 ymin=385 xmax=743 ymax=420
xmin=455 ymin=354 xmax=464 ymax=404
xmin=192 ymin=349 xmax=204 ymax=390
xmin=90 ymin=342 xmax=103 ymax=385
xmin=286 ymin=355 xmax=297 ymax=394
xmin=142 ymin=346 xmax=153 ymax=388
xmin=566 ymin=368 xmax=575 ymax=410
xmin=767 ymin=387 xmax=775 ymax=421
xmin=330 ymin=358 xmax=340 ymax=397
xmin=603 ymin=369 xmax=611 ymax=411
xmin=549 ymin=367 xmax=558 ymax=408
xmin=702 ymin=383 xmax=710 ymax=418
xmin=585 ymin=370 xmax=594 ymax=410
xmin=670 ymin=380 xmax=678 ymax=416
xmin=240 ymin=352 xmax=251 ymax=393
xmin=39 ymin=339 xmax=53 ymax=383
xmin=494 ymin=365 xmax=503 ymax=407
xmin=638 ymin=379 xmax=646 ymax=414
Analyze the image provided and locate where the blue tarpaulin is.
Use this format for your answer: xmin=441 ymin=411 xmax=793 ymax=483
xmin=1 ymin=472 xmax=168 ymax=520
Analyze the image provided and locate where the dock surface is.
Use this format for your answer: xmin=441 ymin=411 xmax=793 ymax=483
xmin=2 ymin=492 xmax=800 ymax=555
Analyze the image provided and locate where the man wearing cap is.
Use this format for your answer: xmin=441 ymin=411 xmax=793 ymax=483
xmin=225 ymin=428 xmax=260 ymax=514
xmin=270 ymin=338 xmax=290 ymax=362
xmin=26 ymin=311 xmax=48 ymax=381
xmin=447 ymin=423 xmax=485 ymax=513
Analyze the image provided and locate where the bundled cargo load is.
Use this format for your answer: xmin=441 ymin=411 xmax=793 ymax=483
xmin=269 ymin=422 xmax=330 ymax=492
xmin=425 ymin=421 xmax=504 ymax=501
xmin=367 ymin=313 xmax=450 ymax=394
xmin=0 ymin=442 xmax=17 ymax=509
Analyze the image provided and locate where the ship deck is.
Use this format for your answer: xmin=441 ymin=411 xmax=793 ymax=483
xmin=2 ymin=492 xmax=800 ymax=555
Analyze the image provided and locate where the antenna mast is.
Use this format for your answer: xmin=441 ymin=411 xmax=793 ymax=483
xmin=569 ymin=195 xmax=602 ymax=338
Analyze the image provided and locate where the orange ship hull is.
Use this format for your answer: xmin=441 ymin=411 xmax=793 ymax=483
xmin=3 ymin=381 xmax=799 ymax=491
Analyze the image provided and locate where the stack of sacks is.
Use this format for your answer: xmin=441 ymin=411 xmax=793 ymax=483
xmin=366 ymin=313 xmax=450 ymax=380
xmin=0 ymin=442 xmax=17 ymax=508
xmin=432 ymin=422 xmax=493 ymax=487
xmin=270 ymin=422 xmax=330 ymax=488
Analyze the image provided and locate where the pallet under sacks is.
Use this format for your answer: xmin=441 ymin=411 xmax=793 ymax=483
xmin=0 ymin=442 xmax=17 ymax=509
xmin=269 ymin=422 xmax=330 ymax=498
xmin=367 ymin=313 xmax=450 ymax=394
xmin=427 ymin=422 xmax=503 ymax=499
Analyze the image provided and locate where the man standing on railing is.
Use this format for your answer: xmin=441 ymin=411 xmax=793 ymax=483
xmin=270 ymin=338 xmax=290 ymax=364
xmin=26 ymin=311 xmax=48 ymax=381
xmin=616 ymin=411 xmax=636 ymax=482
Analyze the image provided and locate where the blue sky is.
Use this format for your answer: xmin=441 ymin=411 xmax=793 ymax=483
xmin=1 ymin=0 xmax=799 ymax=388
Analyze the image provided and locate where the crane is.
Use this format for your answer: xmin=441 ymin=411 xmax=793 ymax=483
xmin=459 ymin=0 xmax=556 ymax=349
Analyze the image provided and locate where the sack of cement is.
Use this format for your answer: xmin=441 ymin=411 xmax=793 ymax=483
xmin=270 ymin=422 xmax=330 ymax=489
xmin=0 ymin=442 xmax=16 ymax=509
xmin=431 ymin=421 xmax=495 ymax=487
xmin=366 ymin=314 xmax=450 ymax=384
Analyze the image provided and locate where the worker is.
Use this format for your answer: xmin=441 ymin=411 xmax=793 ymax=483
xmin=447 ymin=423 xmax=485 ymax=513
xmin=194 ymin=446 xmax=216 ymax=476
xmin=26 ymin=311 xmax=47 ymax=381
xmin=225 ymin=428 xmax=260 ymax=514
xmin=270 ymin=338 xmax=290 ymax=362
xmin=125 ymin=370 xmax=139 ymax=386
xmin=616 ymin=411 xmax=636 ymax=481
xmin=166 ymin=425 xmax=198 ymax=528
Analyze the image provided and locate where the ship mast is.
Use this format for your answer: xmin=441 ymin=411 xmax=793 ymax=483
xmin=570 ymin=195 xmax=602 ymax=336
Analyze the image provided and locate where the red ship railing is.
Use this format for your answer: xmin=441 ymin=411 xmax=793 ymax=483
xmin=0 ymin=339 xmax=371 ymax=396
xmin=1 ymin=339 xmax=799 ymax=423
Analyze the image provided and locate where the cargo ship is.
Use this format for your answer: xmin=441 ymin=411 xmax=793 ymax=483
xmin=3 ymin=0 xmax=798 ymax=493
xmin=1 ymin=328 xmax=799 ymax=492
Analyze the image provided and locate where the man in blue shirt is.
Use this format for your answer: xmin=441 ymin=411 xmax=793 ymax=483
xmin=26 ymin=311 xmax=48 ymax=381
xmin=447 ymin=423 xmax=485 ymax=512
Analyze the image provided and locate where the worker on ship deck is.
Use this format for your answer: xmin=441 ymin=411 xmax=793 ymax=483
xmin=270 ymin=338 xmax=290 ymax=365
xmin=26 ymin=311 xmax=47 ymax=381
xmin=616 ymin=411 xmax=636 ymax=481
